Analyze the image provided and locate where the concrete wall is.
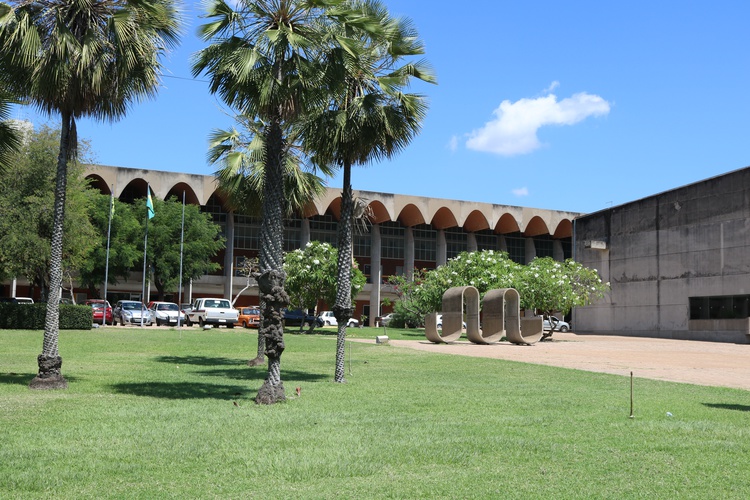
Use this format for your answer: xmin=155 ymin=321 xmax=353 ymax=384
xmin=573 ymin=167 xmax=750 ymax=342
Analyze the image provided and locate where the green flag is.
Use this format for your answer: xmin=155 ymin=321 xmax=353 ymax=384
xmin=146 ymin=186 xmax=155 ymax=220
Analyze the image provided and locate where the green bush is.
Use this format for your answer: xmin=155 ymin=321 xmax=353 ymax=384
xmin=0 ymin=303 xmax=92 ymax=330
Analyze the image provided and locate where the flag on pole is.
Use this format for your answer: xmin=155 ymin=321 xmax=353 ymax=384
xmin=146 ymin=186 xmax=155 ymax=219
xmin=109 ymin=193 xmax=115 ymax=218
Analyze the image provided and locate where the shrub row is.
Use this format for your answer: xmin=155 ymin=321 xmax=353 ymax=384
xmin=0 ymin=303 xmax=92 ymax=330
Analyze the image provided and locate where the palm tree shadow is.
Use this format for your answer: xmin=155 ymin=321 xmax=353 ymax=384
xmin=155 ymin=355 xmax=244 ymax=367
xmin=201 ymin=367 xmax=328 ymax=383
xmin=1 ymin=372 xmax=79 ymax=386
xmin=702 ymin=403 xmax=750 ymax=412
xmin=110 ymin=381 xmax=249 ymax=400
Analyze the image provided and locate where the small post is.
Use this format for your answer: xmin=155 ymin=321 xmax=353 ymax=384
xmin=629 ymin=371 xmax=634 ymax=419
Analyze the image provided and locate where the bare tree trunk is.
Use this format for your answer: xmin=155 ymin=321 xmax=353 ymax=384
xmin=30 ymin=112 xmax=73 ymax=389
xmin=333 ymin=163 xmax=354 ymax=383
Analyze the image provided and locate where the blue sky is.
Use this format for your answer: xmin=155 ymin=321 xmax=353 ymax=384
xmin=14 ymin=1 xmax=750 ymax=214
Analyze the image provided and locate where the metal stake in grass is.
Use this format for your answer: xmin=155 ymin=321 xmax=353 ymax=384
xmin=629 ymin=371 xmax=634 ymax=419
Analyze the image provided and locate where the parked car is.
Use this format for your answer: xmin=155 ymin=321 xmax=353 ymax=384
xmin=185 ymin=298 xmax=238 ymax=328
xmin=283 ymin=309 xmax=323 ymax=328
xmin=377 ymin=313 xmax=394 ymax=326
xmin=435 ymin=314 xmax=466 ymax=329
xmin=318 ymin=310 xmax=359 ymax=328
xmin=0 ymin=297 xmax=34 ymax=304
xmin=237 ymin=307 xmax=261 ymax=328
xmin=543 ymin=316 xmax=570 ymax=332
xmin=147 ymin=301 xmax=183 ymax=326
xmin=85 ymin=299 xmax=113 ymax=325
xmin=113 ymin=300 xmax=153 ymax=326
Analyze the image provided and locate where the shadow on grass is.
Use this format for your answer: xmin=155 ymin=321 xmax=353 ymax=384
xmin=110 ymin=381 xmax=249 ymax=400
xmin=155 ymin=355 xmax=246 ymax=366
xmin=201 ymin=367 xmax=329 ymax=383
xmin=703 ymin=403 xmax=750 ymax=412
xmin=0 ymin=372 xmax=80 ymax=386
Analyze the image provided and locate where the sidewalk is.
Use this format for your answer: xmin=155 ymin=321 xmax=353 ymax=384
xmin=374 ymin=332 xmax=750 ymax=391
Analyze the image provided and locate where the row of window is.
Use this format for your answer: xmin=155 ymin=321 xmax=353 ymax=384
xmin=204 ymin=203 xmax=571 ymax=265
xmin=690 ymin=295 xmax=750 ymax=320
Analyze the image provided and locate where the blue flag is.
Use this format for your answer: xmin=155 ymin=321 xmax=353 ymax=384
xmin=146 ymin=187 xmax=155 ymax=220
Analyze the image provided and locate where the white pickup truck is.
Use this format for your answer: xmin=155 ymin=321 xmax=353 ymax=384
xmin=185 ymin=298 xmax=239 ymax=328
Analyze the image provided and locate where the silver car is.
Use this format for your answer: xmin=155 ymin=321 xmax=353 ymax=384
xmin=113 ymin=300 xmax=153 ymax=326
xmin=543 ymin=316 xmax=570 ymax=332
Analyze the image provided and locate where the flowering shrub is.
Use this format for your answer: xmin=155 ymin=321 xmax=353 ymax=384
xmin=284 ymin=241 xmax=366 ymax=312
xmin=388 ymin=250 xmax=609 ymax=325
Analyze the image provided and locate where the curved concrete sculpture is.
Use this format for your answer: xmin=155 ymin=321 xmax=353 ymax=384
xmin=487 ymin=288 xmax=544 ymax=345
xmin=424 ymin=286 xmax=479 ymax=343
xmin=425 ymin=286 xmax=544 ymax=345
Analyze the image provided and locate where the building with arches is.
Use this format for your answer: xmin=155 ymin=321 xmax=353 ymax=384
xmin=80 ymin=164 xmax=578 ymax=325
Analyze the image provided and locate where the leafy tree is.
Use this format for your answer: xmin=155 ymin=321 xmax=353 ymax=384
xmin=303 ymin=0 xmax=435 ymax=382
xmin=0 ymin=0 xmax=180 ymax=389
xmin=0 ymin=124 xmax=97 ymax=299
xmin=284 ymin=241 xmax=365 ymax=331
xmin=515 ymin=257 xmax=609 ymax=328
xmin=76 ymin=194 xmax=142 ymax=298
xmin=208 ymin=114 xmax=332 ymax=365
xmin=387 ymin=251 xmax=609 ymax=333
xmin=388 ymin=250 xmax=521 ymax=326
xmin=194 ymin=0 xmax=339 ymax=404
xmin=140 ymin=196 xmax=225 ymax=301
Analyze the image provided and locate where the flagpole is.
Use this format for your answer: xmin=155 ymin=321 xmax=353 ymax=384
xmin=103 ymin=186 xmax=114 ymax=326
xmin=141 ymin=184 xmax=154 ymax=327
xmin=177 ymin=190 xmax=185 ymax=334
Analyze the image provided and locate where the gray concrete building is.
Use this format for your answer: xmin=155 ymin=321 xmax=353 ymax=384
xmin=573 ymin=166 xmax=750 ymax=343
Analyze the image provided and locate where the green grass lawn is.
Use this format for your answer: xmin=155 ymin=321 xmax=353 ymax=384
xmin=2 ymin=326 xmax=749 ymax=499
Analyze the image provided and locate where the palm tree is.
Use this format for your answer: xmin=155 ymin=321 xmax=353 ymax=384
xmin=303 ymin=0 xmax=435 ymax=382
xmin=0 ymin=87 xmax=21 ymax=173
xmin=194 ymin=0 xmax=337 ymax=404
xmin=208 ymin=114 xmax=333 ymax=366
xmin=0 ymin=0 xmax=180 ymax=389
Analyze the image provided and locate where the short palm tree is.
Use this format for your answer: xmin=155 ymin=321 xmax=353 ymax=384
xmin=208 ymin=114 xmax=332 ymax=366
xmin=194 ymin=0 xmax=335 ymax=404
xmin=303 ymin=0 xmax=435 ymax=383
xmin=0 ymin=0 xmax=180 ymax=389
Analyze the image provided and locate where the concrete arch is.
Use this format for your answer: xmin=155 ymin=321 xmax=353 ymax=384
xmin=397 ymin=203 xmax=425 ymax=226
xmin=431 ymin=207 xmax=458 ymax=229
xmin=85 ymin=173 xmax=112 ymax=195
xmin=553 ymin=219 xmax=573 ymax=239
xmin=165 ymin=182 xmax=200 ymax=205
xmin=463 ymin=210 xmax=491 ymax=233
xmin=368 ymin=200 xmax=391 ymax=224
xmin=523 ymin=215 xmax=550 ymax=237
xmin=495 ymin=212 xmax=521 ymax=234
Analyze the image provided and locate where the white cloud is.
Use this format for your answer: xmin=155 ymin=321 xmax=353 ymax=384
xmin=512 ymin=187 xmax=529 ymax=197
xmin=447 ymin=135 xmax=458 ymax=152
xmin=465 ymin=90 xmax=610 ymax=156
xmin=543 ymin=81 xmax=560 ymax=93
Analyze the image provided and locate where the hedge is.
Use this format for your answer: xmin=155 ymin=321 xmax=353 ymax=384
xmin=0 ymin=303 xmax=93 ymax=330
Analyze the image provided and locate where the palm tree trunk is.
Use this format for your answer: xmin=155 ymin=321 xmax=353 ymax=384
xmin=247 ymin=297 xmax=266 ymax=366
xmin=30 ymin=112 xmax=72 ymax=389
xmin=333 ymin=162 xmax=354 ymax=383
xmin=255 ymin=121 xmax=288 ymax=404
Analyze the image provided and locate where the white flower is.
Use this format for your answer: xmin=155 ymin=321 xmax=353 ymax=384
xmin=313 ymin=259 xmax=320 ymax=265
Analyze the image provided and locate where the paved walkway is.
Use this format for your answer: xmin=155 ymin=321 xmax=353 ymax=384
xmin=372 ymin=332 xmax=750 ymax=391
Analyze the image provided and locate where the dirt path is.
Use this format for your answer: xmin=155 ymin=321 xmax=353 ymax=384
xmin=364 ymin=332 xmax=750 ymax=391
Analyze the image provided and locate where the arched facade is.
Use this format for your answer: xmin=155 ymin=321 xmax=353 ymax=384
xmin=16 ymin=164 xmax=576 ymax=325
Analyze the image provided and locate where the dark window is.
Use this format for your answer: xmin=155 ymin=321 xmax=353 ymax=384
xmin=689 ymin=295 xmax=750 ymax=320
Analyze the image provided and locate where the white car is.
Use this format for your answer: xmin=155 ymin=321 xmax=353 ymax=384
xmin=318 ymin=311 xmax=359 ymax=327
xmin=543 ymin=316 xmax=570 ymax=332
xmin=435 ymin=314 xmax=466 ymax=329
xmin=148 ymin=301 xmax=184 ymax=326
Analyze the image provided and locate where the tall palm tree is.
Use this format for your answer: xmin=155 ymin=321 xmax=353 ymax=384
xmin=208 ymin=114 xmax=333 ymax=366
xmin=0 ymin=0 xmax=180 ymax=389
xmin=303 ymin=0 xmax=435 ymax=382
xmin=194 ymin=0 xmax=336 ymax=404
